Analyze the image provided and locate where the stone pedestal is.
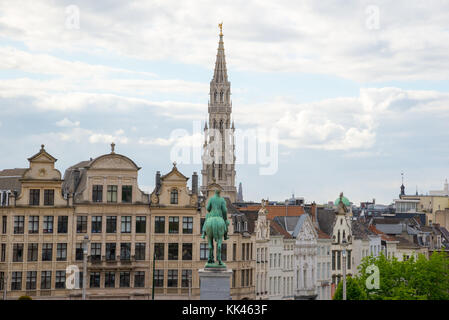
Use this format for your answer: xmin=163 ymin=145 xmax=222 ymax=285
xmin=199 ymin=268 xmax=232 ymax=300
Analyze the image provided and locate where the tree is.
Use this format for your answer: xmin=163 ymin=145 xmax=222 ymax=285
xmin=333 ymin=276 xmax=367 ymax=300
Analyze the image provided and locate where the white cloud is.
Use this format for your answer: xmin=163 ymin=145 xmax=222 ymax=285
xmin=56 ymin=118 xmax=80 ymax=127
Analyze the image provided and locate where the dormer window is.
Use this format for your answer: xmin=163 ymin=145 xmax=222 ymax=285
xmin=170 ymin=189 xmax=178 ymax=204
xmin=29 ymin=189 xmax=40 ymax=206
xmin=44 ymin=189 xmax=54 ymax=206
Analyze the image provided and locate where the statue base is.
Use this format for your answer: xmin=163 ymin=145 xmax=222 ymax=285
xmin=199 ymin=268 xmax=232 ymax=300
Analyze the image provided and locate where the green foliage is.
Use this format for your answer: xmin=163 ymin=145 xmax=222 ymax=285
xmin=18 ymin=295 xmax=32 ymax=300
xmin=333 ymin=276 xmax=367 ymax=300
xmin=357 ymin=250 xmax=449 ymax=300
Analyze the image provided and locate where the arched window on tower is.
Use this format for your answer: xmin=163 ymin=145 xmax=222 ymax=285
xmin=214 ymin=91 xmax=218 ymax=103
xmin=213 ymin=120 xmax=217 ymax=129
xmin=219 ymin=120 xmax=223 ymax=131
xmin=220 ymin=91 xmax=224 ymax=102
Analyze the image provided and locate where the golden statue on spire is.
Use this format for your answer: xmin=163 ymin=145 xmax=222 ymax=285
xmin=218 ymin=22 xmax=223 ymax=36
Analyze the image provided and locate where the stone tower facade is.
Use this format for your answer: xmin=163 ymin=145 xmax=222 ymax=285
xmin=201 ymin=25 xmax=237 ymax=202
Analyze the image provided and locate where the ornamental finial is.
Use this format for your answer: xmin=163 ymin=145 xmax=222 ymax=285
xmin=111 ymin=142 xmax=115 ymax=154
xmin=218 ymin=22 xmax=223 ymax=36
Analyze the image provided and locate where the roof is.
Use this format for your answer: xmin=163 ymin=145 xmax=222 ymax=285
xmin=375 ymin=223 xmax=403 ymax=235
xmin=0 ymin=168 xmax=27 ymax=192
xmin=394 ymin=235 xmax=421 ymax=249
xmin=272 ymin=216 xmax=301 ymax=234
xmin=240 ymin=204 xmax=305 ymax=220
xmin=316 ymin=208 xmax=336 ymax=236
xmin=315 ymin=226 xmax=331 ymax=239
xmin=269 ymin=219 xmax=294 ymax=239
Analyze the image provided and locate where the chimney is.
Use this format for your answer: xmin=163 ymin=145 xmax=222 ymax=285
xmin=311 ymin=201 xmax=318 ymax=227
xmin=192 ymin=172 xmax=198 ymax=195
xmin=155 ymin=171 xmax=161 ymax=191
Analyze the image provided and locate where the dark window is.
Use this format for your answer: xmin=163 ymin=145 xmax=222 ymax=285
xmin=91 ymin=216 xmax=102 ymax=233
xmin=337 ymin=251 xmax=341 ymax=270
xmin=169 ymin=217 xmax=179 ymax=234
xmin=134 ymin=271 xmax=145 ymax=288
xmin=57 ymin=216 xmax=68 ymax=233
xmin=121 ymin=216 xmax=131 ymax=233
xmin=28 ymin=216 xmax=39 ymax=234
xmin=106 ymin=216 xmax=117 ymax=233
xmin=200 ymin=243 xmax=208 ymax=261
xmin=2 ymin=216 xmax=6 ymax=234
xmin=78 ymin=272 xmax=83 ymax=289
xmin=135 ymin=243 xmax=146 ymax=261
xmin=43 ymin=216 xmax=54 ymax=233
xmin=76 ymin=243 xmax=83 ymax=261
xmin=168 ymin=243 xmax=178 ymax=260
xmin=181 ymin=270 xmax=192 ymax=288
xmin=106 ymin=243 xmax=116 ymax=261
xmin=107 ymin=185 xmax=118 ymax=203
xmin=332 ymin=251 xmax=335 ymax=270
xmin=167 ymin=270 xmax=178 ymax=287
xmin=348 ymin=250 xmax=352 ymax=269
xmin=154 ymin=270 xmax=164 ymax=287
xmin=55 ymin=270 xmax=66 ymax=289
xmin=233 ymin=243 xmax=236 ymax=261
xmin=14 ymin=216 xmax=24 ymax=234
xmin=120 ymin=271 xmax=130 ymax=287
xmin=76 ymin=216 xmax=87 ymax=233
xmin=41 ymin=271 xmax=51 ymax=290
xmin=29 ymin=189 xmax=40 ymax=206
xmin=122 ymin=185 xmax=132 ymax=203
xmin=90 ymin=272 xmax=100 ymax=288
xmin=182 ymin=243 xmax=192 ymax=260
xmin=120 ymin=243 xmax=131 ymax=261
xmin=44 ymin=189 xmax=54 ymax=206
xmin=42 ymin=243 xmax=53 ymax=261
xmin=92 ymin=185 xmax=103 ymax=202
xmin=221 ymin=243 xmax=227 ymax=261
xmin=26 ymin=271 xmax=37 ymax=290
xmin=154 ymin=243 xmax=164 ymax=260
xmin=155 ymin=217 xmax=165 ymax=233
xmin=27 ymin=243 xmax=38 ymax=262
xmin=104 ymin=272 xmax=115 ymax=288
xmin=183 ymin=217 xmax=193 ymax=234
xmin=11 ymin=272 xmax=22 ymax=291
xmin=136 ymin=216 xmax=146 ymax=233
xmin=0 ymin=272 xmax=3 ymax=291
xmin=56 ymin=243 xmax=67 ymax=261
xmin=200 ymin=218 xmax=205 ymax=232
xmin=0 ymin=243 xmax=5 ymax=262
xmin=170 ymin=189 xmax=178 ymax=204
xmin=13 ymin=243 xmax=23 ymax=262
xmin=91 ymin=243 xmax=101 ymax=261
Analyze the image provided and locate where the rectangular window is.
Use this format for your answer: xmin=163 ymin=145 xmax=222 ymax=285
xmin=107 ymin=185 xmax=118 ymax=203
xmin=200 ymin=243 xmax=208 ymax=261
xmin=182 ymin=217 xmax=193 ymax=234
xmin=41 ymin=271 xmax=51 ymax=290
xmin=121 ymin=216 xmax=131 ymax=233
xmin=122 ymin=185 xmax=132 ymax=203
xmin=43 ymin=216 xmax=54 ymax=233
xmin=120 ymin=271 xmax=130 ymax=288
xmin=154 ymin=243 xmax=164 ymax=260
xmin=44 ymin=189 xmax=54 ymax=206
xmin=11 ymin=272 xmax=22 ymax=291
xmin=155 ymin=217 xmax=165 ymax=233
xmin=26 ymin=271 xmax=37 ymax=290
xmin=337 ymin=251 xmax=341 ymax=270
xmin=104 ymin=272 xmax=115 ymax=288
xmin=332 ymin=251 xmax=336 ymax=271
xmin=91 ymin=216 xmax=102 ymax=233
xmin=28 ymin=243 xmax=38 ymax=262
xmin=92 ymin=185 xmax=103 ymax=203
xmin=106 ymin=243 xmax=116 ymax=261
xmin=136 ymin=216 xmax=146 ymax=233
xmin=76 ymin=216 xmax=87 ymax=233
xmin=55 ymin=271 xmax=66 ymax=289
xmin=57 ymin=216 xmax=68 ymax=233
xmin=134 ymin=271 xmax=145 ymax=288
xmin=181 ymin=270 xmax=192 ymax=288
xmin=56 ymin=243 xmax=67 ymax=261
xmin=42 ymin=243 xmax=53 ymax=261
xmin=200 ymin=218 xmax=205 ymax=232
xmin=0 ymin=272 xmax=3 ymax=291
xmin=120 ymin=243 xmax=131 ymax=261
xmin=14 ymin=216 xmax=24 ymax=234
xmin=182 ymin=243 xmax=192 ymax=260
xmin=13 ymin=243 xmax=24 ymax=262
xmin=170 ymin=190 xmax=178 ymax=204
xmin=168 ymin=243 xmax=178 ymax=260
xmin=221 ymin=243 xmax=227 ymax=261
xmin=169 ymin=216 xmax=179 ymax=234
xmin=76 ymin=243 xmax=83 ymax=261
xmin=28 ymin=216 xmax=39 ymax=234
xmin=135 ymin=243 xmax=146 ymax=261
xmin=233 ymin=243 xmax=236 ymax=261
xmin=1 ymin=243 xmax=5 ymax=262
xmin=91 ymin=243 xmax=101 ymax=261
xmin=2 ymin=216 xmax=6 ymax=234
xmin=154 ymin=270 xmax=164 ymax=287
xmin=90 ymin=272 xmax=100 ymax=288
xmin=167 ymin=270 xmax=178 ymax=287
xmin=29 ymin=189 xmax=40 ymax=206
xmin=106 ymin=216 xmax=117 ymax=233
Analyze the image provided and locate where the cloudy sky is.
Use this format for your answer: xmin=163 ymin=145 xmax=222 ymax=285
xmin=1 ymin=0 xmax=449 ymax=204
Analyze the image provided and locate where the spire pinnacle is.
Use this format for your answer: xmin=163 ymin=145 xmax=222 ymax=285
xmin=218 ymin=22 xmax=223 ymax=36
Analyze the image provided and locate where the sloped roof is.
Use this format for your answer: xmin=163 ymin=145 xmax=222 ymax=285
xmin=269 ymin=219 xmax=294 ymax=239
xmin=273 ymin=216 xmax=301 ymax=234
xmin=316 ymin=208 xmax=336 ymax=236
xmin=0 ymin=168 xmax=27 ymax=192
xmin=375 ymin=223 xmax=403 ymax=235
xmin=241 ymin=204 xmax=304 ymax=220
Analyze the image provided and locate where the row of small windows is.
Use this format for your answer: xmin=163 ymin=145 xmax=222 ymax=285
xmin=331 ymin=250 xmax=352 ymax=271
xmin=212 ymin=90 xmax=230 ymax=103
xmin=92 ymin=185 xmax=132 ymax=203
xmin=29 ymin=189 xmax=54 ymax=206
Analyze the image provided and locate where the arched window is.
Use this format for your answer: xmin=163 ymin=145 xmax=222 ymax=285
xmin=220 ymin=91 xmax=224 ymax=102
xmin=170 ymin=189 xmax=178 ymax=204
xmin=214 ymin=91 xmax=218 ymax=103
xmin=343 ymin=230 xmax=346 ymax=242
xmin=212 ymin=162 xmax=215 ymax=178
xmin=337 ymin=230 xmax=340 ymax=244
xmin=219 ymin=120 xmax=223 ymax=130
xmin=218 ymin=164 xmax=222 ymax=179
xmin=213 ymin=120 xmax=217 ymax=129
